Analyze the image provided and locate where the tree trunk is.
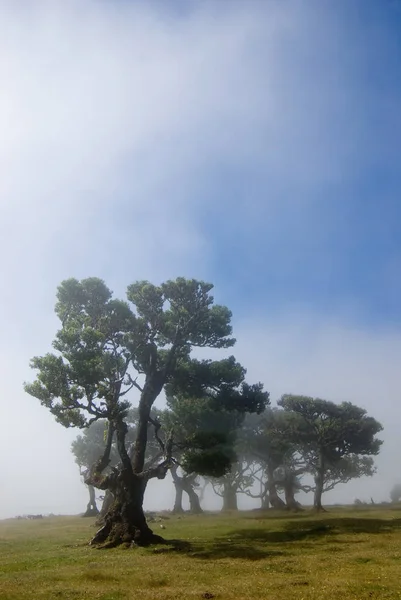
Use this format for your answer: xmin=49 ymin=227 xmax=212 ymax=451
xmin=182 ymin=476 xmax=203 ymax=514
xmin=222 ymin=484 xmax=238 ymax=511
xmin=261 ymin=494 xmax=270 ymax=509
xmin=198 ymin=479 xmax=208 ymax=504
xmin=96 ymin=489 xmax=115 ymax=525
xmin=173 ymin=483 xmax=184 ymax=513
xmin=89 ymin=419 xmax=168 ymax=548
xmin=314 ymin=475 xmax=324 ymax=510
xmin=90 ymin=470 xmax=165 ymax=548
xmin=170 ymin=466 xmax=184 ymax=514
xmin=283 ymin=482 xmax=302 ymax=511
xmin=314 ymin=456 xmax=325 ymax=511
xmin=82 ymin=485 xmax=99 ymax=517
xmin=267 ymin=464 xmax=286 ymax=509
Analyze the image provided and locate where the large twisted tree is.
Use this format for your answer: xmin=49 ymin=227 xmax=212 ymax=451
xmin=25 ymin=277 xmax=267 ymax=547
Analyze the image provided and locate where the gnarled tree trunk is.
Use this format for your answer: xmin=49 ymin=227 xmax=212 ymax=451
xmin=89 ymin=469 xmax=165 ymax=548
xmin=171 ymin=466 xmax=184 ymax=514
xmin=171 ymin=467 xmax=202 ymax=514
xmin=182 ymin=476 xmax=203 ymax=514
xmin=96 ymin=489 xmax=115 ymax=525
xmin=87 ymin=410 xmax=170 ymax=548
xmin=173 ymin=483 xmax=184 ymax=513
xmin=267 ymin=463 xmax=286 ymax=509
xmin=283 ymin=482 xmax=302 ymax=511
xmin=313 ymin=455 xmax=325 ymax=511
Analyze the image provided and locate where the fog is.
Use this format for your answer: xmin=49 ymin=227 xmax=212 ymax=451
xmin=1 ymin=0 xmax=400 ymax=519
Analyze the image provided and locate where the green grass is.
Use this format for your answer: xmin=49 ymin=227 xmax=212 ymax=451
xmin=1 ymin=506 xmax=401 ymax=599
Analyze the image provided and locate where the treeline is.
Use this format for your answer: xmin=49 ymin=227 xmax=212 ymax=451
xmin=73 ymin=393 xmax=382 ymax=515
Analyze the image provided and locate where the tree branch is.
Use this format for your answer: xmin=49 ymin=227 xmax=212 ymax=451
xmin=141 ymin=429 xmax=174 ymax=482
xmin=126 ymin=373 xmax=143 ymax=393
xmin=115 ymin=419 xmax=131 ymax=472
xmin=84 ymin=422 xmax=115 ymax=488
xmin=148 ymin=416 xmax=165 ymax=454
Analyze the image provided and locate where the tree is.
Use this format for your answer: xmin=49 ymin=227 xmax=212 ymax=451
xmin=161 ymin=356 xmax=269 ymax=514
xmin=164 ymin=382 xmax=269 ymax=513
xmin=161 ymin=398 xmax=209 ymax=514
xmin=71 ymin=420 xmax=111 ymax=517
xmin=25 ymin=277 xmax=268 ymax=547
xmin=390 ymin=483 xmax=401 ymax=503
xmin=211 ymin=461 xmax=255 ymax=511
xmin=278 ymin=395 xmax=383 ymax=510
xmin=273 ymin=465 xmax=304 ymax=511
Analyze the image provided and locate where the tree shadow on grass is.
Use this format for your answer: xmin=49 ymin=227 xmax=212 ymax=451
xmin=227 ymin=517 xmax=401 ymax=545
xmin=188 ymin=542 xmax=286 ymax=561
xmin=153 ymin=518 xmax=401 ymax=561
xmin=151 ymin=538 xmax=285 ymax=561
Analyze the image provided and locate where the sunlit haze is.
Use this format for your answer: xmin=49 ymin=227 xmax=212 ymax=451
xmin=1 ymin=0 xmax=401 ymax=519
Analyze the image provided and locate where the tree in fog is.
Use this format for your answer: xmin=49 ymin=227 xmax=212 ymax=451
xmin=243 ymin=409 xmax=300 ymax=509
xmin=163 ymin=384 xmax=269 ymax=513
xmin=71 ymin=420 xmax=111 ymax=516
xmin=25 ymin=277 xmax=268 ymax=548
xmin=211 ymin=461 xmax=255 ymax=511
xmin=278 ymin=395 xmax=383 ymax=510
xmin=390 ymin=483 xmax=401 ymax=503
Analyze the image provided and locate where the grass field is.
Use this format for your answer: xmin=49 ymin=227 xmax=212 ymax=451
xmin=1 ymin=507 xmax=401 ymax=599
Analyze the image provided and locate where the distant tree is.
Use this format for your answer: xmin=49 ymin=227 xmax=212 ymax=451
xmin=390 ymin=483 xmax=401 ymax=503
xmin=25 ymin=277 xmax=268 ymax=548
xmin=278 ymin=395 xmax=383 ymax=510
xmin=244 ymin=409 xmax=302 ymax=509
xmin=211 ymin=461 xmax=255 ymax=511
xmin=273 ymin=465 xmax=305 ymax=511
xmin=71 ymin=420 xmax=111 ymax=516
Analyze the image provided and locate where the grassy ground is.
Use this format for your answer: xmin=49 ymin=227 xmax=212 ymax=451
xmin=1 ymin=506 xmax=401 ymax=599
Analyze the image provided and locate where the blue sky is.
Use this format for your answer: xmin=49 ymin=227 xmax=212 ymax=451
xmin=1 ymin=0 xmax=401 ymax=516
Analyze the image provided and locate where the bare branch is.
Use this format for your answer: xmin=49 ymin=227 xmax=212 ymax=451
xmin=141 ymin=429 xmax=174 ymax=482
xmin=126 ymin=373 xmax=143 ymax=393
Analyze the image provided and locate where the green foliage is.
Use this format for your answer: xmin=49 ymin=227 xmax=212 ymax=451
xmin=164 ymin=374 xmax=269 ymax=479
xmin=163 ymin=395 xmax=240 ymax=478
xmin=182 ymin=444 xmax=235 ymax=478
xmin=24 ymin=278 xmax=135 ymax=428
xmin=322 ymin=455 xmax=376 ymax=492
xmin=166 ymin=356 xmax=268 ymax=416
xmin=279 ymin=395 xmax=383 ymax=459
xmin=126 ymin=278 xmax=235 ymax=355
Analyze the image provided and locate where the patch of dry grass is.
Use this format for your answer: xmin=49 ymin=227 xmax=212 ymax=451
xmin=1 ymin=506 xmax=401 ymax=599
